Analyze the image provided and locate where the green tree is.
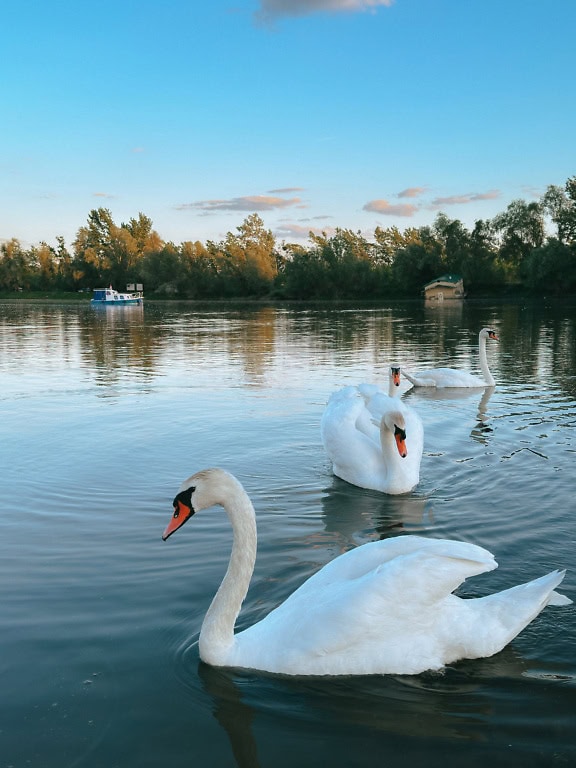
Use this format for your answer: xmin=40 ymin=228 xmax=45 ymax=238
xmin=462 ymin=219 xmax=500 ymax=289
xmin=541 ymin=178 xmax=576 ymax=245
xmin=0 ymin=239 xmax=31 ymax=290
xmin=391 ymin=226 xmax=443 ymax=294
xmin=221 ymin=214 xmax=278 ymax=296
xmin=524 ymin=239 xmax=576 ymax=294
xmin=491 ymin=199 xmax=545 ymax=281
xmin=433 ymin=213 xmax=470 ymax=273
xmin=372 ymin=226 xmax=421 ymax=266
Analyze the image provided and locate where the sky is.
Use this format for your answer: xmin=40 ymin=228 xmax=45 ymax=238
xmin=2 ymin=0 xmax=575 ymax=249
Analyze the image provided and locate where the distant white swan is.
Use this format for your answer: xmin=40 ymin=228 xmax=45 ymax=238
xmin=320 ymin=366 xmax=423 ymax=494
xmin=162 ymin=468 xmax=572 ymax=676
xmin=404 ymin=328 xmax=499 ymax=388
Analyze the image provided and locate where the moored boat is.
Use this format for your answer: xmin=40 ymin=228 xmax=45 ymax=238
xmin=91 ymin=286 xmax=144 ymax=306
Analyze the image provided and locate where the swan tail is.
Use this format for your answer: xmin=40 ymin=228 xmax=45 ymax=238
xmin=470 ymin=569 xmax=572 ymax=650
xmin=549 ymin=590 xmax=573 ymax=607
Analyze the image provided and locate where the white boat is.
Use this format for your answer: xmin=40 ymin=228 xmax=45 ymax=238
xmin=91 ymin=286 xmax=144 ymax=306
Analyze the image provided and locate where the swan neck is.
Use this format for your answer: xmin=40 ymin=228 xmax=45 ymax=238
xmin=478 ymin=334 xmax=495 ymax=386
xmin=379 ymin=420 xmax=405 ymax=489
xmin=199 ymin=488 xmax=257 ymax=666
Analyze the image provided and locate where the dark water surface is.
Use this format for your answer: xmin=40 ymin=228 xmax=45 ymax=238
xmin=1 ymin=299 xmax=575 ymax=767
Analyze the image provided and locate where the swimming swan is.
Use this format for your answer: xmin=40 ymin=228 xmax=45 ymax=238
xmin=320 ymin=366 xmax=423 ymax=494
xmin=162 ymin=468 xmax=571 ymax=676
xmin=403 ymin=328 xmax=499 ymax=388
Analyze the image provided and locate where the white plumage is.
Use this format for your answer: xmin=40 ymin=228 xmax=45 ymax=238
xmin=162 ymin=468 xmax=571 ymax=677
xmin=403 ymin=327 xmax=499 ymax=388
xmin=320 ymin=367 xmax=423 ymax=494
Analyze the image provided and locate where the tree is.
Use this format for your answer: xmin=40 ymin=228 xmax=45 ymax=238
xmin=72 ymin=208 xmax=160 ymax=288
xmin=491 ymin=200 xmax=545 ymax=280
xmin=432 ymin=213 xmax=471 ymax=274
xmin=541 ymin=179 xmax=576 ymax=245
xmin=391 ymin=226 xmax=443 ymax=294
xmin=372 ymin=226 xmax=421 ymax=266
xmin=462 ymin=219 xmax=500 ymax=288
xmin=524 ymin=239 xmax=576 ymax=294
xmin=221 ymin=214 xmax=278 ymax=296
xmin=0 ymin=239 xmax=29 ymax=290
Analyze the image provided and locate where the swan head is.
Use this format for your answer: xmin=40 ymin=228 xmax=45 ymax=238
xmin=162 ymin=468 xmax=240 ymax=541
xmin=382 ymin=411 xmax=408 ymax=458
xmin=389 ymin=364 xmax=401 ymax=387
xmin=480 ymin=328 xmax=499 ymax=341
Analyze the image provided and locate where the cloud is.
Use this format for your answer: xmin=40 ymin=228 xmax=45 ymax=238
xmin=175 ymin=195 xmax=302 ymax=213
xmin=267 ymin=187 xmax=305 ymax=193
xmin=93 ymin=192 xmax=115 ymax=198
xmin=521 ymin=185 xmax=542 ymax=199
xmin=363 ymin=199 xmax=418 ymax=217
xmin=430 ymin=190 xmax=500 ymax=207
xmin=274 ymin=222 xmax=333 ymax=240
xmin=255 ymin=0 xmax=394 ymax=22
xmin=397 ymin=187 xmax=427 ymax=199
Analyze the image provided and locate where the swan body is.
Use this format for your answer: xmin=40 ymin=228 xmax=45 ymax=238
xmin=320 ymin=367 xmax=423 ymax=494
xmin=404 ymin=328 xmax=498 ymax=388
xmin=162 ymin=468 xmax=571 ymax=677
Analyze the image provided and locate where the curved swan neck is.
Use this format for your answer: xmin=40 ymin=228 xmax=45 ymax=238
xmin=478 ymin=333 xmax=495 ymax=386
xmin=378 ymin=417 xmax=407 ymax=490
xmin=199 ymin=487 xmax=257 ymax=666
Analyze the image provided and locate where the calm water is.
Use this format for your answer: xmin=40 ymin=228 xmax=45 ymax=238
xmin=1 ymin=299 xmax=575 ymax=768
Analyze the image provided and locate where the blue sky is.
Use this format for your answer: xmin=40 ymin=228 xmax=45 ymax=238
xmin=2 ymin=0 xmax=575 ymax=248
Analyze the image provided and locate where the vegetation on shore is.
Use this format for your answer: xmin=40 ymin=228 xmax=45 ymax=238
xmin=1 ymin=177 xmax=575 ymax=300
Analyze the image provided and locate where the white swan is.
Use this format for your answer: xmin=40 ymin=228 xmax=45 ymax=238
xmin=403 ymin=328 xmax=499 ymax=388
xmin=162 ymin=468 xmax=572 ymax=677
xmin=320 ymin=366 xmax=423 ymax=494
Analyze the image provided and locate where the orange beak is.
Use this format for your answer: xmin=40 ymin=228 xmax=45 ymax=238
xmin=162 ymin=500 xmax=194 ymax=541
xmin=394 ymin=427 xmax=407 ymax=458
xmin=489 ymin=331 xmax=499 ymax=341
xmin=392 ymin=370 xmax=401 ymax=387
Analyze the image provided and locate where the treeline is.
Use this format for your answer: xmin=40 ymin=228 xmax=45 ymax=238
xmin=2 ymin=177 xmax=576 ymax=299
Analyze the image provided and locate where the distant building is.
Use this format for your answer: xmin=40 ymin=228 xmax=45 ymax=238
xmin=424 ymin=274 xmax=465 ymax=301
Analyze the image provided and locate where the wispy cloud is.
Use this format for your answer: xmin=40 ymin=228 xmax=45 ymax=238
xmin=521 ymin=185 xmax=542 ymax=199
xmin=93 ymin=192 xmax=115 ymax=198
xmin=397 ymin=187 xmax=427 ymax=199
xmin=274 ymin=222 xmax=333 ymax=240
xmin=255 ymin=0 xmax=394 ymax=23
xmin=267 ymin=186 xmax=305 ymax=193
xmin=175 ymin=195 xmax=302 ymax=213
xmin=430 ymin=190 xmax=500 ymax=208
xmin=363 ymin=199 xmax=418 ymax=217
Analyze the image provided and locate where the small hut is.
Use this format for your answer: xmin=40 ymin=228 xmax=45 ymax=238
xmin=424 ymin=274 xmax=465 ymax=301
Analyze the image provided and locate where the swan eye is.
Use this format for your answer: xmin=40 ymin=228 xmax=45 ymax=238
xmin=172 ymin=486 xmax=196 ymax=517
xmin=394 ymin=425 xmax=406 ymax=440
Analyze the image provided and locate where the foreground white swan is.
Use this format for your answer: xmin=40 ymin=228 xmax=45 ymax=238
xmin=403 ymin=328 xmax=499 ymax=388
xmin=163 ymin=468 xmax=571 ymax=676
xmin=320 ymin=366 xmax=423 ymax=494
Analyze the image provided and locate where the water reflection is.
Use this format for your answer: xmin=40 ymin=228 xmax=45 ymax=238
xmin=2 ymin=299 xmax=576 ymax=768
xmin=3 ymin=300 xmax=576 ymax=400
xmin=79 ymin=304 xmax=162 ymax=385
xmin=198 ymin=664 xmax=261 ymax=768
xmin=320 ymin=482 xmax=433 ymax=545
xmin=197 ymin=645 xmax=540 ymax=768
xmin=405 ymin=385 xmax=496 ymax=445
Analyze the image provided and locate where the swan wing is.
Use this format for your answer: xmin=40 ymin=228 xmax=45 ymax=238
xmin=320 ymin=387 xmax=381 ymax=471
xmin=234 ymin=538 xmax=497 ymax=674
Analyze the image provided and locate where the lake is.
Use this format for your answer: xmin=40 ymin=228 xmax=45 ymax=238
xmin=0 ymin=298 xmax=574 ymax=767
